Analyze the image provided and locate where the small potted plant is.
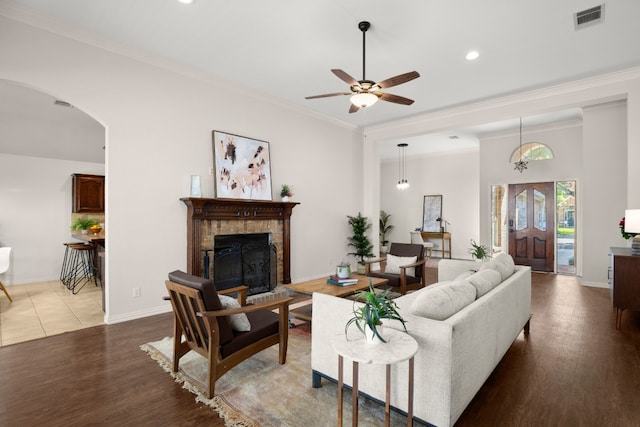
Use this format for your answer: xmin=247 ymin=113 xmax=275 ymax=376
xmin=345 ymin=280 xmax=407 ymax=344
xmin=280 ymin=184 xmax=294 ymax=202
xmin=468 ymin=239 xmax=491 ymax=261
xmin=347 ymin=213 xmax=374 ymax=274
xmin=379 ymin=210 xmax=394 ymax=253
xmin=336 ymin=261 xmax=351 ymax=279
xmin=71 ymin=217 xmax=98 ymax=235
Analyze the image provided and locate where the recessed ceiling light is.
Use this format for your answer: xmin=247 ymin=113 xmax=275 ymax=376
xmin=465 ymin=51 xmax=480 ymax=61
xmin=177 ymin=0 xmax=194 ymax=4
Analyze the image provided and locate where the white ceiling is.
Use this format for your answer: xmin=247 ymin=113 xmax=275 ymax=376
xmin=1 ymin=0 xmax=638 ymax=161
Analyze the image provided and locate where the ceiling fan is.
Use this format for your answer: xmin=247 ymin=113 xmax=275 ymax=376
xmin=305 ymin=21 xmax=420 ymax=114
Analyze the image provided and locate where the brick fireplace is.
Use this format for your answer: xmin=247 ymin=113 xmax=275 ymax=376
xmin=180 ymin=198 xmax=299 ymax=285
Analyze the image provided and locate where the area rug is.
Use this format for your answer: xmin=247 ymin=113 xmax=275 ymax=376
xmin=140 ymin=325 xmax=412 ymax=426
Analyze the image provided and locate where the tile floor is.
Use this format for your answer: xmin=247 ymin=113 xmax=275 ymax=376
xmin=0 ymin=280 xmax=104 ymax=347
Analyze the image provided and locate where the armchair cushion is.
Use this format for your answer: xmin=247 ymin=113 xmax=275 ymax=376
xmin=218 ymin=295 xmax=251 ymax=332
xmin=167 ymin=270 xmax=234 ymax=345
xmin=220 ymin=309 xmax=280 ymax=358
xmin=385 ymin=254 xmax=417 ymax=276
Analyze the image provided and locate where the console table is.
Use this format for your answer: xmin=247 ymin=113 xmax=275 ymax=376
xmin=609 ymin=247 xmax=640 ymax=330
xmin=420 ymin=232 xmax=452 ymax=259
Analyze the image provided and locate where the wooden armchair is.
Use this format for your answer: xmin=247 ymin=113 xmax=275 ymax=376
xmin=365 ymin=243 xmax=428 ymax=294
xmin=165 ymin=270 xmax=292 ymax=398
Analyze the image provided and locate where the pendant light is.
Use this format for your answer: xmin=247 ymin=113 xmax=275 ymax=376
xmin=397 ymin=143 xmax=410 ymax=190
xmin=514 ymin=117 xmax=528 ymax=173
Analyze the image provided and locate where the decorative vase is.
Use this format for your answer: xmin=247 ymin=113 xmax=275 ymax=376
xmin=281 ymin=196 xmax=289 ymax=202
xmin=364 ymin=324 xmax=384 ymax=344
xmin=336 ymin=264 xmax=351 ymax=278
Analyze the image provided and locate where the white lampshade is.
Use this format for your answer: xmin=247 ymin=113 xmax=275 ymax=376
xmin=350 ymin=92 xmax=378 ymax=108
xmin=625 ymin=209 xmax=640 ymax=256
xmin=624 ymin=209 xmax=640 ymax=233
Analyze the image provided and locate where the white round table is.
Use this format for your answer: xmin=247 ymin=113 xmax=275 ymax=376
xmin=331 ymin=328 xmax=419 ymax=427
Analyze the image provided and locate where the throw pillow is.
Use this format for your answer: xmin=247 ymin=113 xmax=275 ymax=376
xmin=410 ymin=281 xmax=477 ymax=320
xmin=218 ymin=295 xmax=251 ymax=332
xmin=385 ymin=254 xmax=417 ymax=276
xmin=467 ymin=269 xmax=502 ymax=298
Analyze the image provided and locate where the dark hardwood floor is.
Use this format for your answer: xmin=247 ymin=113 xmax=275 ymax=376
xmin=0 ymin=273 xmax=638 ymax=426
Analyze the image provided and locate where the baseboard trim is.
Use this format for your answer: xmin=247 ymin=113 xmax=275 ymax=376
xmin=105 ymin=305 xmax=172 ymax=324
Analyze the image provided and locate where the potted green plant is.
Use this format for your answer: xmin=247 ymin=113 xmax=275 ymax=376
xmin=468 ymin=239 xmax=491 ymax=261
xmin=379 ymin=210 xmax=394 ymax=253
xmin=280 ymin=184 xmax=294 ymax=202
xmin=345 ymin=280 xmax=407 ymax=343
xmin=71 ymin=217 xmax=98 ymax=235
xmin=347 ymin=213 xmax=374 ymax=274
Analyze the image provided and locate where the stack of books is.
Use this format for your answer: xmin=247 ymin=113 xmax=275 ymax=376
xmin=327 ymin=275 xmax=359 ymax=286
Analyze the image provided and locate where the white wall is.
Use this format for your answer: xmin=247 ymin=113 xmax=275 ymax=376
xmin=581 ymin=101 xmax=628 ymax=285
xmin=380 ymin=149 xmax=479 ymax=258
xmin=0 ymin=14 xmax=363 ymax=323
xmin=0 ymin=153 xmax=105 ymax=284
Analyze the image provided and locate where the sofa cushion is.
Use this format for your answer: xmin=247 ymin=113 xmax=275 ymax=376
xmin=218 ymin=295 xmax=251 ymax=331
xmin=467 ymin=269 xmax=502 ymax=297
xmin=454 ymin=270 xmax=475 ymax=281
xmin=494 ymin=253 xmax=516 ymax=276
xmin=385 ymin=254 xmax=417 ymax=276
xmin=479 ymin=259 xmax=512 ymax=281
xmin=410 ymin=280 xmax=477 ymax=320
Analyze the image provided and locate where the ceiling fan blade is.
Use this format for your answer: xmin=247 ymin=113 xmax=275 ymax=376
xmin=331 ymin=69 xmax=359 ymax=86
xmin=349 ymin=103 xmax=360 ymax=114
xmin=377 ymin=71 xmax=420 ymax=89
xmin=379 ymin=92 xmax=415 ymax=105
xmin=305 ymin=92 xmax=351 ymax=99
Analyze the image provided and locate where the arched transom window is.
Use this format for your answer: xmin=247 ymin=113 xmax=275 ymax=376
xmin=510 ymin=142 xmax=554 ymax=162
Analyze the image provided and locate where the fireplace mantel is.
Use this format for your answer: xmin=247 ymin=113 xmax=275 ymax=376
xmin=181 ymin=197 xmax=299 ymax=283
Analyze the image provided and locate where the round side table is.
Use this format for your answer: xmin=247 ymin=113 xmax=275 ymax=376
xmin=331 ymin=328 xmax=418 ymax=427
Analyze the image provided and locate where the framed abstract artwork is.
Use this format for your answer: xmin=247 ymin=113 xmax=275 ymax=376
xmin=212 ymin=131 xmax=272 ymax=200
xmin=422 ymin=195 xmax=443 ymax=232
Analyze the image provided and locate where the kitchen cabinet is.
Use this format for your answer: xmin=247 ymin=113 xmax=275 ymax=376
xmin=72 ymin=173 xmax=104 ymax=213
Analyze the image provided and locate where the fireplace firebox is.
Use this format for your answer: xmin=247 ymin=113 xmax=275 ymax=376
xmin=213 ymin=233 xmax=276 ymax=295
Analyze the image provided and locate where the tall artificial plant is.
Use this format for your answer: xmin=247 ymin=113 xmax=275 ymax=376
xmin=347 ymin=212 xmax=374 ymax=265
xmin=379 ymin=210 xmax=393 ymax=246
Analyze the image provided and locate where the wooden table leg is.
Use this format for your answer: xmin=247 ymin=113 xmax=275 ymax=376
xmin=408 ymin=357 xmax=414 ymax=427
xmin=352 ymin=361 xmax=359 ymax=427
xmin=338 ymin=355 xmax=343 ymax=427
xmin=385 ymin=364 xmax=391 ymax=427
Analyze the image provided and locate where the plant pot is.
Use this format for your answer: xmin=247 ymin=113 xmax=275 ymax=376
xmin=380 ymin=245 xmax=388 ymax=254
xmin=356 ymin=262 xmax=366 ymax=275
xmin=336 ymin=265 xmax=351 ymax=279
xmin=81 ymin=229 xmax=89 ymax=235
xmin=364 ymin=324 xmax=384 ymax=344
xmin=281 ymin=196 xmax=289 ymax=202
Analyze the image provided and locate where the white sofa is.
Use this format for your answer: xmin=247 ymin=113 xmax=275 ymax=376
xmin=311 ymin=255 xmax=531 ymax=427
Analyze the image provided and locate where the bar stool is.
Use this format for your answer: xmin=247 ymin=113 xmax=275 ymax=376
xmin=410 ymin=231 xmax=433 ymax=257
xmin=61 ymin=243 xmax=98 ymax=294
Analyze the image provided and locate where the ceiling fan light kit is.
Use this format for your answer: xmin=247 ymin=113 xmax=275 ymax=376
xmin=306 ymin=21 xmax=420 ymax=113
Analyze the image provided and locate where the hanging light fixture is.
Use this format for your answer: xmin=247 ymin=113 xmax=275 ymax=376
xmin=396 ymin=143 xmax=410 ymax=190
xmin=514 ymin=117 xmax=528 ymax=173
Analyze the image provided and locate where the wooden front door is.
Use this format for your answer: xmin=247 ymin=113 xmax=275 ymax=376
xmin=508 ymin=182 xmax=555 ymax=272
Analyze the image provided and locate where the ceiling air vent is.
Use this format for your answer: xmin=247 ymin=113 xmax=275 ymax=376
xmin=53 ymin=100 xmax=73 ymax=108
xmin=575 ymin=4 xmax=604 ymax=30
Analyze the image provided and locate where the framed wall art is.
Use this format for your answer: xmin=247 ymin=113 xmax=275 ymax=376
xmin=422 ymin=195 xmax=443 ymax=232
xmin=212 ymin=131 xmax=272 ymax=200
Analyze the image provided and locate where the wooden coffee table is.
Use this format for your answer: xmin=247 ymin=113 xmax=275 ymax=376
xmin=284 ymin=275 xmax=388 ymax=322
